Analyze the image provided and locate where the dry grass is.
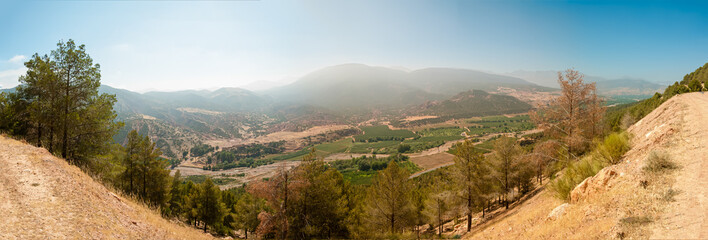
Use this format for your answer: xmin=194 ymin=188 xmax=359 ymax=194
xmin=0 ymin=135 xmax=214 ymax=240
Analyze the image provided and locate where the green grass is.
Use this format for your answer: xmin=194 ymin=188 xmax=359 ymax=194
xmin=315 ymin=138 xmax=353 ymax=153
xmin=354 ymin=125 xmax=418 ymax=142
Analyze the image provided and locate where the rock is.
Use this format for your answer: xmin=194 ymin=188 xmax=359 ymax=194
xmin=570 ymin=168 xmax=618 ymax=203
xmin=546 ymin=203 xmax=569 ymax=221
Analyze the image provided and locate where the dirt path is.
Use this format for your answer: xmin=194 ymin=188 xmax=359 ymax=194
xmin=0 ymin=136 xmax=212 ymax=239
xmin=649 ymin=92 xmax=708 ymax=239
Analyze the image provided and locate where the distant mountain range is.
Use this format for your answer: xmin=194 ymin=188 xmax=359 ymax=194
xmin=507 ymin=70 xmax=665 ymax=96
xmin=264 ymin=64 xmax=550 ymax=110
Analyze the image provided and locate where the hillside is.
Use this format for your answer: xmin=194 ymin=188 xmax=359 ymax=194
xmin=463 ymin=92 xmax=708 ymax=239
xmin=0 ymin=135 xmax=213 ymax=239
xmin=413 ymin=90 xmax=532 ymax=118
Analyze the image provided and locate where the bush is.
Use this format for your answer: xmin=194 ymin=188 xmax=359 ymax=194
xmin=397 ymin=144 xmax=411 ymax=153
xmin=549 ymin=155 xmax=605 ymax=200
xmin=596 ymin=132 xmax=631 ymax=164
xmin=642 ymin=151 xmax=676 ymax=173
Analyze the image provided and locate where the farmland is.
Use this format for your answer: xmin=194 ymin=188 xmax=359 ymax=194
xmin=466 ymin=115 xmax=535 ymax=136
xmin=354 ymin=125 xmax=417 ymax=142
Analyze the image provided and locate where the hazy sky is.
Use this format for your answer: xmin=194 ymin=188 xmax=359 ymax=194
xmin=1 ymin=0 xmax=707 ymax=92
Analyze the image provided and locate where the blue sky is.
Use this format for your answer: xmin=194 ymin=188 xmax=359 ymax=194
xmin=1 ymin=0 xmax=707 ymax=92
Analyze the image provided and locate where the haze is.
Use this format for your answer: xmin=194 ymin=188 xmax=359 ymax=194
xmin=1 ymin=0 xmax=707 ymax=92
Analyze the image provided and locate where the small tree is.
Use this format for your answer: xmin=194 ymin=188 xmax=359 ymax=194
xmin=234 ymin=192 xmax=266 ymax=239
xmin=452 ymin=140 xmax=492 ymax=232
xmin=424 ymin=191 xmax=451 ymax=237
xmin=490 ymin=136 xmax=523 ymax=209
xmin=198 ymin=178 xmax=225 ymax=233
xmin=367 ymin=160 xmax=413 ymax=234
xmin=167 ymin=170 xmax=184 ymax=217
xmin=530 ymin=69 xmax=604 ymax=158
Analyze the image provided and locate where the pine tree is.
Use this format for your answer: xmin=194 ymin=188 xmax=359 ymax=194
xmin=235 ymin=192 xmax=266 ymax=239
xmin=289 ymin=149 xmax=351 ymax=239
xmin=490 ymin=136 xmax=523 ymax=209
xmin=367 ymin=160 xmax=413 ymax=234
xmin=424 ymin=191 xmax=451 ymax=237
xmin=167 ymin=170 xmax=184 ymax=217
xmin=452 ymin=140 xmax=492 ymax=232
xmin=197 ymin=178 xmax=225 ymax=233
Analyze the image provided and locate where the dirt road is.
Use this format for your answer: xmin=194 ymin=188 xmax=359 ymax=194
xmin=649 ymin=92 xmax=708 ymax=239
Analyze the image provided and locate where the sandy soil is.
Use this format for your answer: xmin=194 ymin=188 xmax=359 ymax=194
xmin=172 ymin=161 xmax=300 ymax=190
xmin=402 ymin=115 xmax=439 ymax=122
xmin=0 ymin=136 xmax=213 ymax=240
xmin=643 ymin=92 xmax=708 ymax=239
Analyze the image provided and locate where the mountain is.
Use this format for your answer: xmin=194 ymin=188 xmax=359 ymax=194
xmin=266 ymin=64 xmax=546 ymax=110
xmin=264 ymin=64 xmax=438 ymax=110
xmin=407 ymin=68 xmax=548 ymax=95
xmin=507 ymin=70 xmax=665 ymax=96
xmin=0 ymin=135 xmax=212 ymax=239
xmin=413 ymin=89 xmax=532 ymax=118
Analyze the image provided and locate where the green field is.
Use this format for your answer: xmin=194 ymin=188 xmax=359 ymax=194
xmin=354 ymin=125 xmax=418 ymax=142
xmin=467 ymin=115 xmax=535 ymax=136
xmin=349 ymin=140 xmax=400 ymax=154
xmin=334 ymin=155 xmax=421 ymax=185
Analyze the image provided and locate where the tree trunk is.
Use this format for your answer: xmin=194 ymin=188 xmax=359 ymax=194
xmin=62 ymin=68 xmax=69 ymax=160
xmin=390 ymin=214 xmax=395 ymax=234
xmin=467 ymin=189 xmax=472 ymax=232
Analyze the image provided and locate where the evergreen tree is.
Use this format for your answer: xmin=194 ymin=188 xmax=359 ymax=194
xmin=168 ymin=170 xmax=184 ymax=217
xmin=289 ymin=149 xmax=351 ymax=239
xmin=367 ymin=160 xmax=413 ymax=234
xmin=5 ymin=39 xmax=121 ymax=166
xmin=197 ymin=178 xmax=225 ymax=233
xmin=424 ymin=191 xmax=451 ymax=237
xmin=452 ymin=140 xmax=492 ymax=232
xmin=490 ymin=136 xmax=523 ymax=209
xmin=234 ymin=192 xmax=266 ymax=239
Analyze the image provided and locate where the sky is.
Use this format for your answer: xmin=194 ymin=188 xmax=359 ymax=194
xmin=1 ymin=0 xmax=707 ymax=92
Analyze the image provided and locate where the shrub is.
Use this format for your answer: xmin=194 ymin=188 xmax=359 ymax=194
xmin=642 ymin=151 xmax=676 ymax=173
xmin=596 ymin=132 xmax=631 ymax=164
xmin=549 ymin=155 xmax=605 ymax=200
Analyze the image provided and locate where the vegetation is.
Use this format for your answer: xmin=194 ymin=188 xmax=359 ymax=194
xmin=642 ymin=151 xmax=677 ymax=173
xmin=0 ymin=39 xmax=122 ymax=166
xmin=548 ymin=132 xmax=631 ymax=200
xmin=190 ymin=143 xmax=215 ymax=157
xmin=354 ymin=125 xmax=417 ymax=142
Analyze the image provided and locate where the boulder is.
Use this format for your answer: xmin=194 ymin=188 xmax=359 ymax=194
xmin=570 ymin=168 xmax=618 ymax=203
xmin=546 ymin=203 xmax=569 ymax=221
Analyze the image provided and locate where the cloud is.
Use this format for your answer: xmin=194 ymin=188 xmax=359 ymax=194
xmin=8 ymin=55 xmax=27 ymax=63
xmin=0 ymin=67 xmax=26 ymax=89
